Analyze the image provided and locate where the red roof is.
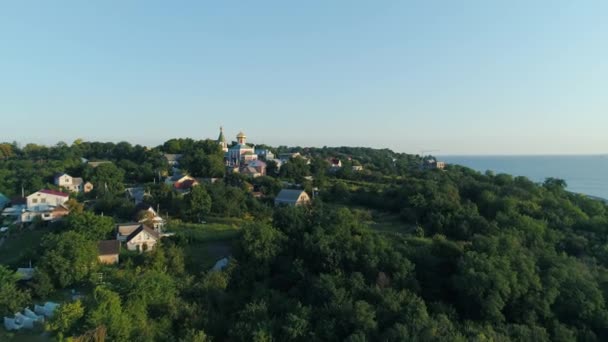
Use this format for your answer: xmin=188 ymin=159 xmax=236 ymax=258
xmin=174 ymin=179 xmax=199 ymax=190
xmin=39 ymin=189 xmax=70 ymax=197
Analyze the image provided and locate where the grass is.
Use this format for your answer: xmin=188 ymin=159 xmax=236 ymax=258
xmin=167 ymin=220 xmax=242 ymax=274
xmin=0 ymin=328 xmax=50 ymax=342
xmin=0 ymin=226 xmax=50 ymax=267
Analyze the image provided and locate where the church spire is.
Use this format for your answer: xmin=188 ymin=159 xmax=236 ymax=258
xmin=218 ymin=126 xmax=228 ymax=152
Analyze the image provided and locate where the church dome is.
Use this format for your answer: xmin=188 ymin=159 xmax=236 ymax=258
xmin=236 ymin=131 xmax=246 ymax=138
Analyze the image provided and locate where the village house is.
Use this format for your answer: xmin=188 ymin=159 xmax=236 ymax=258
xmin=165 ymin=174 xmax=199 ymax=193
xmin=163 ymin=154 xmax=183 ymax=167
xmin=125 ymin=225 xmax=160 ymax=252
xmin=274 ymin=189 xmax=311 ymax=207
xmin=20 ymin=189 xmax=70 ymax=223
xmin=134 ymin=204 xmax=165 ymax=231
xmin=255 ymin=148 xmax=275 ymax=161
xmin=54 ymin=173 xmax=93 ymax=193
xmin=423 ymin=159 xmax=446 ymax=170
xmin=125 ymin=187 xmax=150 ymax=205
xmin=98 ymin=240 xmax=120 ymax=264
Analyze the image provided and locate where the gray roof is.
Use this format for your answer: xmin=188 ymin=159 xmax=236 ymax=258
xmin=126 ymin=225 xmax=160 ymax=242
xmin=117 ymin=223 xmax=142 ymax=237
xmin=164 ymin=154 xmax=183 ymax=162
xmin=275 ymin=189 xmax=308 ymax=204
xmin=98 ymin=240 xmax=120 ymax=256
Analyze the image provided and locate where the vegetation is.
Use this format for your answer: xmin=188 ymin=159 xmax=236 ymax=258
xmin=0 ymin=140 xmax=607 ymax=341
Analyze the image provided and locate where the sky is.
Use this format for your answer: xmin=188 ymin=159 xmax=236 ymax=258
xmin=1 ymin=1 xmax=607 ymax=155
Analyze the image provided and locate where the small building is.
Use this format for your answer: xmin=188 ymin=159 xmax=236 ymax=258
xmin=98 ymin=240 xmax=120 ymax=264
xmin=255 ymin=149 xmax=275 ymax=161
xmin=87 ymin=161 xmax=112 ymax=168
xmin=125 ymin=225 xmax=160 ymax=252
xmin=274 ymin=189 xmax=311 ymax=207
xmin=165 ymin=174 xmax=199 ymax=192
xmin=163 ymin=154 xmax=183 ymax=167
xmin=54 ymin=173 xmax=87 ymax=193
xmin=423 ymin=159 xmax=446 ymax=170
xmin=226 ymin=131 xmax=258 ymax=166
xmin=352 ymin=165 xmax=364 ymax=172
xmin=125 ymin=187 xmax=149 ymax=205
xmin=134 ymin=204 xmax=165 ymax=231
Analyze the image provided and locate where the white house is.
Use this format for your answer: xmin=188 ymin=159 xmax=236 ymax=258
xmin=54 ymin=173 xmax=93 ymax=193
xmin=125 ymin=225 xmax=160 ymax=252
xmin=27 ymin=189 xmax=69 ymax=212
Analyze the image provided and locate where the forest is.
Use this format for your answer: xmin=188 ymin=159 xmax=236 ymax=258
xmin=1 ymin=139 xmax=608 ymax=341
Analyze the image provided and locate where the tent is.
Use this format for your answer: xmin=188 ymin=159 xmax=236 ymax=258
xmin=23 ymin=307 xmax=44 ymax=322
xmin=34 ymin=302 xmax=59 ymax=318
xmin=14 ymin=313 xmax=34 ymax=329
xmin=211 ymin=258 xmax=229 ymax=272
xmin=4 ymin=317 xmax=21 ymax=331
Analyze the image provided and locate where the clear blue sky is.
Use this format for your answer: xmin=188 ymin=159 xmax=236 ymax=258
xmin=1 ymin=1 xmax=607 ymax=154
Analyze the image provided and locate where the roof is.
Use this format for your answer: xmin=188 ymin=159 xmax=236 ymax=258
xmin=236 ymin=131 xmax=246 ymax=138
xmin=163 ymin=154 xmax=183 ymax=162
xmin=174 ymin=179 xmax=198 ymax=190
xmin=126 ymin=225 xmax=160 ymax=242
xmin=98 ymin=240 xmax=120 ymax=256
xmin=0 ymin=193 xmax=9 ymax=205
xmin=275 ymin=189 xmax=308 ymax=204
xmin=54 ymin=172 xmax=69 ymax=179
xmin=72 ymin=177 xmax=84 ymax=186
xmin=117 ymin=223 xmax=142 ymax=236
xmin=218 ymin=127 xmax=226 ymax=142
xmin=248 ymin=160 xmax=267 ymax=167
xmin=37 ymin=189 xmax=69 ymax=197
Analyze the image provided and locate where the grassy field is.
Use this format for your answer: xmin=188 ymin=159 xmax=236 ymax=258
xmin=167 ymin=221 xmax=242 ymax=274
xmin=0 ymin=227 xmax=49 ymax=267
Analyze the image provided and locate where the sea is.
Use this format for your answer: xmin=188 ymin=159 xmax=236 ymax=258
xmin=439 ymin=155 xmax=608 ymax=201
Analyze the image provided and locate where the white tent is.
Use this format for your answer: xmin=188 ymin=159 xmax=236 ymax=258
xmin=23 ymin=307 xmax=44 ymax=322
xmin=14 ymin=313 xmax=34 ymax=329
xmin=4 ymin=317 xmax=20 ymax=331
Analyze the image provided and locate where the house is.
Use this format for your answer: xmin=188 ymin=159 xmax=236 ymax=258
xmin=125 ymin=187 xmax=149 ymax=205
xmin=134 ymin=204 xmax=165 ymax=231
xmin=165 ymin=174 xmax=199 ymax=192
xmin=352 ymin=165 xmax=364 ymax=172
xmin=163 ymin=154 xmax=183 ymax=167
xmin=98 ymin=240 xmax=120 ymax=264
xmin=423 ymin=159 xmax=446 ymax=170
xmin=116 ymin=223 xmax=143 ymax=241
xmin=20 ymin=204 xmax=70 ymax=223
xmin=274 ymin=189 xmax=311 ymax=207
xmin=255 ymin=148 xmax=275 ymax=161
xmin=278 ymin=152 xmax=302 ymax=162
xmin=26 ymin=189 xmax=69 ymax=212
xmin=87 ymin=161 xmax=111 ymax=168
xmin=248 ymin=160 xmax=267 ymax=175
xmin=125 ymin=225 xmax=160 ymax=252
xmin=54 ymin=173 xmax=93 ymax=193
xmin=329 ymin=158 xmax=342 ymax=171
xmin=240 ymin=166 xmax=262 ymax=178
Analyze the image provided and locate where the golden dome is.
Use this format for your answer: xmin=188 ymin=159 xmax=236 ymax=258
xmin=236 ymin=131 xmax=246 ymax=138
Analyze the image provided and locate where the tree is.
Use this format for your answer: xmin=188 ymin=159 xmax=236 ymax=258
xmin=0 ymin=266 xmax=31 ymax=316
xmin=38 ymin=231 xmax=98 ymax=288
xmin=88 ymin=163 xmax=125 ymax=194
xmin=183 ymin=185 xmax=212 ymax=222
xmin=63 ymin=211 xmax=115 ymax=240
xmin=87 ymin=287 xmax=131 ymax=341
xmin=46 ymin=300 xmax=85 ymax=340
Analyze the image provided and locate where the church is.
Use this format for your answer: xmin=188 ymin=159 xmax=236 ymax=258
xmin=217 ymin=127 xmax=258 ymax=166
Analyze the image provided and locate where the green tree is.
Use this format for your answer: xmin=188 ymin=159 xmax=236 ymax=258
xmin=183 ymin=185 xmax=212 ymax=222
xmin=0 ymin=265 xmax=31 ymax=316
xmin=38 ymin=231 xmax=98 ymax=288
xmin=63 ymin=211 xmax=115 ymax=240
xmin=46 ymin=300 xmax=85 ymax=340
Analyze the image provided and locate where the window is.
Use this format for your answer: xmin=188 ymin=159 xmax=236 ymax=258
xmin=41 ymin=198 xmax=46 ymax=203
xmin=32 ymin=199 xmax=38 ymax=204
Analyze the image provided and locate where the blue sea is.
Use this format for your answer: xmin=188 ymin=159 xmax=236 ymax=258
xmin=440 ymin=155 xmax=608 ymax=200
